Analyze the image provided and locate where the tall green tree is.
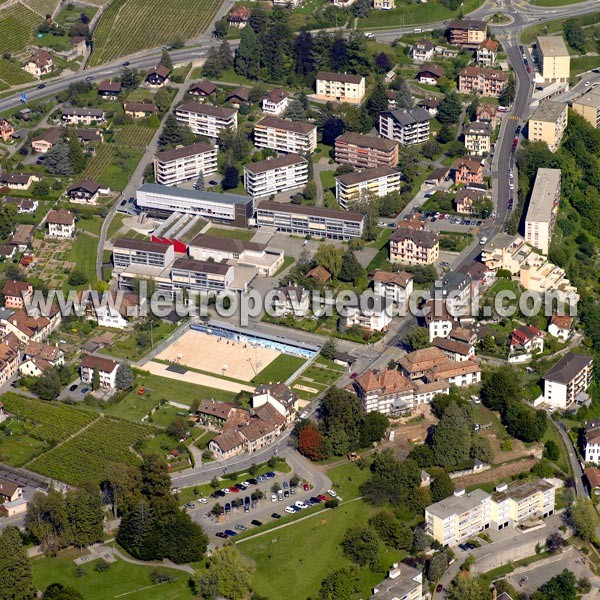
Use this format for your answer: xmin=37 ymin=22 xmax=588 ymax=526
xmin=115 ymin=363 xmax=135 ymax=390
xmin=365 ymin=81 xmax=388 ymax=117
xmin=67 ymin=135 xmax=86 ymax=174
xmin=319 ymin=567 xmax=360 ymax=600
xmin=26 ymin=490 xmax=70 ymax=555
xmin=234 ymin=26 xmax=259 ymax=79
xmin=65 ymin=487 xmax=103 ymax=548
xmin=499 ymin=75 xmax=516 ymax=106
xmin=564 ymin=19 xmax=586 ymax=53
xmin=431 ymin=402 xmax=472 ymax=468
xmin=314 ymin=243 xmax=343 ymax=279
xmin=533 ymin=569 xmax=577 ymax=600
xmin=368 ymin=511 xmax=412 ymax=550
xmin=159 ymin=51 xmax=173 ymax=70
xmin=437 ymin=92 xmax=462 ymax=124
xmin=430 ymin=472 xmax=455 ymax=502
xmin=341 ymin=526 xmax=379 ymax=568
xmin=448 ymin=575 xmax=492 ymax=600
xmin=338 ymin=251 xmax=365 ymax=284
xmin=319 ymin=388 xmax=363 ymax=455
xmin=42 ymin=584 xmax=84 ymax=600
xmin=45 ymin=141 xmax=72 ymax=175
xmin=0 ymin=526 xmax=35 ymax=600
xmin=570 ymin=498 xmax=599 ymax=543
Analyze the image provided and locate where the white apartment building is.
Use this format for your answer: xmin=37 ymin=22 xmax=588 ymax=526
xmin=541 ymin=352 xmax=593 ymax=409
xmin=345 ymin=295 xmax=392 ymax=332
xmin=524 ymin=168 xmax=561 ymax=254
xmin=536 ymin=36 xmax=570 ymax=82
xmin=153 ymin=142 xmax=218 ymax=186
xmin=371 ymin=270 xmax=414 ymax=308
xmin=491 ymin=480 xmax=555 ymax=530
xmin=379 ymin=108 xmax=432 ymax=146
xmin=335 ymin=166 xmax=401 ymax=210
xmin=243 ymin=154 xmax=308 ymax=198
xmin=175 ymin=102 xmax=237 ymax=138
xmin=584 ymin=421 xmax=600 ymax=463
xmin=254 ymin=116 xmax=317 ymax=154
xmin=464 ymin=122 xmax=492 ymax=156
xmin=112 ymin=238 xmax=175 ymax=269
xmin=80 ymin=355 xmax=119 ymax=390
xmin=371 ymin=564 xmax=423 ymax=600
xmin=315 ymin=71 xmax=366 ymax=104
xmin=46 ymin=208 xmax=75 ymax=238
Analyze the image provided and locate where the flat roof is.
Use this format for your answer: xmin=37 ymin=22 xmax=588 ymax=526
xmin=172 ymin=257 xmax=231 ymax=275
xmin=426 ymin=489 xmax=490 ymax=519
xmin=113 ymin=238 xmax=171 ymax=253
xmin=244 ymin=153 xmax=307 ymax=174
xmin=537 ymin=35 xmax=569 ymax=58
xmin=492 ymin=478 xmax=553 ymax=503
xmin=573 ymin=89 xmax=600 ymax=110
xmin=154 ymin=142 xmax=214 ymax=162
xmin=137 ymin=183 xmax=252 ymax=206
xmin=257 ymin=200 xmax=364 ymax=222
xmin=526 ymin=168 xmax=561 ymax=223
xmin=530 ymin=100 xmax=567 ymax=123
xmin=336 ymin=165 xmax=398 ymax=186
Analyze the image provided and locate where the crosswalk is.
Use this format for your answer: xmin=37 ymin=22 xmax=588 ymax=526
xmin=509 ymin=115 xmax=520 ymax=121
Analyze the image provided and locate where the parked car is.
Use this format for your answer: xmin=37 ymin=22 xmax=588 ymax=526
xmin=225 ymin=503 xmax=231 ymax=513
xmin=251 ymin=519 xmax=263 ymax=527
xmin=284 ymin=506 xmax=296 ymax=514
xmin=295 ymin=501 xmax=307 ymax=510
xmin=216 ymin=531 xmax=228 ymax=538
xmin=284 ymin=490 xmax=289 ymax=498
xmin=303 ymin=483 xmax=310 ymax=491
xmin=271 ymin=512 xmax=281 ymax=519
xmin=198 ymin=498 xmax=208 ymax=504
xmin=69 ymin=384 xmax=78 ymax=392
xmin=283 ymin=481 xmax=289 ymax=490
xmin=81 ymin=387 xmax=89 ymax=394
xmin=224 ymin=529 xmax=237 ymax=537
xmin=317 ymin=494 xmax=330 ymax=502
xmin=185 ymin=503 xmax=195 ymax=509
xmin=265 ymin=471 xmax=276 ymax=478
xmin=290 ymin=486 xmax=296 ymax=495
xmin=122 ymin=61 xmax=130 ymax=66
xmin=271 ymin=494 xmax=277 ymax=503
xmin=327 ymin=489 xmax=337 ymax=498
xmin=228 ymin=486 xmax=239 ymax=493
xmin=248 ymin=478 xmax=258 ymax=485
xmin=310 ymin=496 xmax=322 ymax=504
xmin=235 ymin=524 xmax=247 ymax=531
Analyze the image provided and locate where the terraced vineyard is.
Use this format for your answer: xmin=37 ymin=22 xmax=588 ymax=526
xmin=0 ymin=393 xmax=95 ymax=443
xmin=81 ymin=144 xmax=113 ymax=180
xmin=28 ymin=416 xmax=151 ymax=485
xmin=115 ymin=125 xmax=155 ymax=148
xmin=0 ymin=59 xmax=35 ymax=86
xmin=0 ymin=3 xmax=42 ymax=55
xmin=22 ymin=0 xmax=60 ymax=17
xmin=89 ymin=0 xmax=222 ymax=66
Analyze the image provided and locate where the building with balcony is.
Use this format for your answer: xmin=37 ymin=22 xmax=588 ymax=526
xmin=46 ymin=208 xmax=75 ymax=238
xmin=153 ymin=142 xmax=218 ymax=186
xmin=541 ymin=352 xmax=593 ymax=409
xmin=464 ymin=122 xmax=491 ymax=156
xmin=389 ymin=227 xmax=439 ymax=266
xmin=61 ymin=107 xmax=105 ymax=125
xmin=379 ymin=108 xmax=432 ymax=146
xmin=80 ymin=355 xmax=119 ymax=390
xmin=446 ymin=19 xmax=487 ymax=48
xmin=315 ymin=71 xmax=366 ymax=104
xmin=410 ymin=39 xmax=435 ymax=63
xmin=527 ymin=101 xmax=568 ymax=152
xmin=112 ymin=238 xmax=175 ymax=269
xmin=453 ymin=157 xmax=483 ymax=185
xmin=370 ymin=564 xmax=423 ymax=600
xmin=491 ymin=479 xmax=555 ymax=529
xmin=67 ymin=179 xmax=100 ymax=205
xmin=457 ymin=66 xmax=508 ymax=97
xmin=175 ymin=103 xmax=237 ymax=138
xmin=254 ymin=116 xmax=317 ymax=154
xmin=334 ymin=132 xmax=399 ymax=168
xmin=524 ymin=168 xmax=561 ymax=254
xmin=572 ymin=89 xmax=600 ymax=129
xmin=335 ymin=166 xmax=401 ymax=209
xmin=262 ymin=89 xmax=289 ymax=115
xmin=243 ymin=154 xmax=308 ymax=198
xmin=476 ymin=38 xmax=498 ymax=66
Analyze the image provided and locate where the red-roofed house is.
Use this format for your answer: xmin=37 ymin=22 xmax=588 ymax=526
xmin=354 ymin=368 xmax=415 ymax=414
xmin=548 ymin=314 xmax=573 ymax=342
xmin=453 ymin=157 xmax=483 ymax=185
xmin=145 ymin=64 xmax=171 ymax=88
xmin=509 ymin=325 xmax=544 ymax=355
xmin=80 ymin=354 xmax=119 ymax=390
xmin=476 ymin=39 xmax=498 ymax=66
xmin=584 ymin=467 xmax=600 ymax=494
xmin=228 ymin=6 xmax=251 ymax=28
xmin=3 ymin=280 xmax=33 ymax=309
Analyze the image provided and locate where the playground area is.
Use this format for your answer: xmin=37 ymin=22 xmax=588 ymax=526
xmin=154 ymin=329 xmax=282 ymax=382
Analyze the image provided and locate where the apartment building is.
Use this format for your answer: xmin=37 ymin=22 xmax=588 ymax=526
xmin=61 ymin=107 xmax=105 ymax=125
xmin=371 ymin=270 xmax=414 ymax=307
xmin=491 ymin=480 xmax=555 ymax=530
xmin=243 ymin=154 xmax=308 ymax=198
xmin=112 ymin=238 xmax=175 ymax=269
xmin=389 ymin=227 xmax=439 ymax=265
xmin=457 ymin=67 xmax=508 ymax=97
xmin=371 ymin=564 xmax=423 ymax=600
xmin=171 ymin=258 xmax=234 ymax=295
xmin=254 ymin=116 xmax=317 ymax=154
xmin=453 ymin=157 xmax=483 ymax=185
xmin=136 ymin=183 xmax=254 ymax=227
xmin=524 ymin=168 xmax=561 ymax=254
xmin=379 ymin=108 xmax=432 ymax=146
xmin=446 ymin=19 xmax=487 ymax=48
xmin=476 ymin=38 xmax=498 ymax=66
xmin=572 ymin=89 xmax=600 ymax=129
xmin=464 ymin=122 xmax=492 ymax=156
xmin=536 ymin=36 xmax=570 ymax=82
xmin=354 ymin=369 xmax=416 ymax=414
xmin=153 ymin=142 xmax=218 ymax=186
xmin=455 ymin=188 xmax=487 ymax=215
xmin=175 ymin=102 xmax=237 ymax=138
xmin=315 ymin=71 xmax=366 ymax=104
xmin=80 ymin=355 xmax=119 ymax=390
xmin=426 ymin=489 xmax=491 ymax=546
xmin=542 ymin=352 xmax=593 ymax=409
xmin=3 ymin=281 xmax=33 ymax=309
xmin=344 ymin=295 xmax=392 ymax=332
xmin=255 ymin=201 xmax=364 ymax=239
xmin=334 ymin=132 xmax=399 ymax=168
xmin=527 ymin=101 xmax=568 ymax=152
xmin=335 ymin=166 xmax=401 ymax=209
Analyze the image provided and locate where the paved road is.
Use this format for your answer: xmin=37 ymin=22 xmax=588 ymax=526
xmin=552 ymin=417 xmax=586 ymax=498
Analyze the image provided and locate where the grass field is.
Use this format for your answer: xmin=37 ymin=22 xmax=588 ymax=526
xmin=76 ymin=215 xmax=103 ymax=236
xmin=89 ymin=0 xmax=222 ymax=66
xmin=103 ymin=321 xmax=177 ymax=361
xmin=571 ymin=55 xmax=600 ymax=76
xmin=0 ymin=3 xmax=41 ymax=55
xmin=115 ymin=125 xmax=156 ymax=148
xmin=522 ymin=12 xmax=600 ymax=44
xmin=23 ymin=0 xmax=61 ymax=17
xmin=97 ymin=148 xmax=142 ymax=191
xmin=107 ymin=213 xmax=128 ymax=240
xmin=251 ymin=354 xmax=307 ymax=385
xmin=530 ymin=0 xmax=587 ymax=5
xmin=106 ymin=372 xmax=237 ymax=422
xmin=32 ymin=549 xmax=194 ymax=600
xmin=67 ymin=232 xmax=98 ymax=286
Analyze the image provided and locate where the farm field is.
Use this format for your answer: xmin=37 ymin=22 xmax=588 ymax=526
xmin=67 ymin=232 xmax=98 ymax=286
xmin=89 ymin=0 xmax=223 ymax=66
xmin=115 ymin=125 xmax=155 ymax=148
xmin=0 ymin=59 xmax=35 ymax=86
xmin=81 ymin=144 xmax=114 ymax=181
xmin=0 ymin=3 xmax=41 ymax=55
xmin=23 ymin=0 xmax=61 ymax=17
xmin=27 ymin=416 xmax=150 ymax=485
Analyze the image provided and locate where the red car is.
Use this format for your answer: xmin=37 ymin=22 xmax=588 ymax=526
xmin=303 ymin=483 xmax=310 ymax=491
xmin=349 ymin=372 xmax=358 ymax=379
xmin=318 ymin=494 xmax=330 ymax=502
xmin=228 ymin=486 xmax=239 ymax=493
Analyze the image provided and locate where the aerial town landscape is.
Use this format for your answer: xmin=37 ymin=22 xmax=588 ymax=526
xmin=1 ymin=0 xmax=600 ymax=598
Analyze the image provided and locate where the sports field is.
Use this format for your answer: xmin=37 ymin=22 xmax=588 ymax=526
xmin=155 ymin=329 xmax=282 ymax=382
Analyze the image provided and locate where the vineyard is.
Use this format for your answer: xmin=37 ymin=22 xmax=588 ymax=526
xmin=0 ymin=59 xmax=35 ymax=86
xmin=0 ymin=393 xmax=95 ymax=443
xmin=0 ymin=3 xmax=42 ymax=55
xmin=88 ymin=0 xmax=222 ymax=66
xmin=81 ymin=144 xmax=114 ymax=180
xmin=28 ymin=416 xmax=151 ymax=485
xmin=115 ymin=125 xmax=155 ymax=148
xmin=22 ymin=0 xmax=60 ymax=18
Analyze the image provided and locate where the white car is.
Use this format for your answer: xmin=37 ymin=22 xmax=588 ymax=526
xmin=222 ymin=488 xmax=231 ymax=495
xmin=240 ymin=481 xmax=250 ymax=488
xmin=295 ymin=501 xmax=307 ymax=510
xmin=198 ymin=498 xmax=208 ymax=504
xmin=327 ymin=489 xmax=337 ymax=498
xmin=284 ymin=506 xmax=296 ymax=514
xmin=271 ymin=494 xmax=277 ymax=503
xmin=479 ymin=236 xmax=488 ymax=245
xmin=509 ymin=183 xmax=514 ymax=190
xmin=364 ymin=32 xmax=375 ymax=38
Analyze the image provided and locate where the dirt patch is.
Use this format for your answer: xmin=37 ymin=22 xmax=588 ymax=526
xmin=452 ymin=458 xmax=538 ymax=489
xmin=486 ymin=432 xmax=543 ymax=463
xmin=387 ymin=405 xmax=437 ymax=457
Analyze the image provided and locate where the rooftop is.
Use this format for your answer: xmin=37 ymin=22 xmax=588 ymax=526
xmin=537 ymin=35 xmax=570 ymax=58
xmin=154 ymin=142 xmax=214 ymax=162
xmin=426 ymin=488 xmax=490 ymax=519
xmin=138 ymin=183 xmax=252 ymax=206
xmin=530 ymin=100 xmax=567 ymax=123
xmin=257 ymin=200 xmax=364 ymax=222
xmin=573 ymin=89 xmax=600 ymax=109
xmin=447 ymin=18 xmax=487 ymax=31
xmin=113 ymin=238 xmax=171 ymax=254
xmin=336 ymin=165 xmax=399 ymax=186
xmin=526 ymin=168 xmax=561 ymax=223
xmin=492 ymin=478 xmax=554 ymax=503
xmin=384 ymin=107 xmax=432 ymax=126
xmin=172 ymin=257 xmax=231 ymax=275
xmin=316 ymin=71 xmax=364 ymax=84
xmin=544 ymin=352 xmax=593 ymax=384
xmin=244 ymin=153 xmax=307 ymax=174
xmin=335 ymin=131 xmax=398 ymax=152
xmin=176 ymin=102 xmax=236 ymax=118
xmin=80 ymin=354 xmax=119 ymax=373
xmin=255 ymin=115 xmax=316 ymax=135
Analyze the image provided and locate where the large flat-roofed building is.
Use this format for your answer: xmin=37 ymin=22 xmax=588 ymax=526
xmin=153 ymin=142 xmax=218 ymax=186
xmin=371 ymin=564 xmax=423 ymax=600
xmin=174 ymin=102 xmax=237 ymax=138
xmin=315 ymin=71 xmax=366 ymax=104
xmin=254 ymin=116 xmax=317 ymax=154
xmin=491 ymin=479 xmax=555 ymax=530
xmin=135 ymin=183 xmax=254 ymax=227
xmin=379 ymin=108 xmax=432 ymax=146
xmin=524 ymin=168 xmax=561 ymax=254
xmin=542 ymin=352 xmax=593 ymax=409
xmin=572 ymin=89 xmax=600 ymax=129
xmin=243 ymin=154 xmax=308 ymax=198
xmin=170 ymin=258 xmax=234 ymax=294
xmin=335 ymin=166 xmax=401 ymax=209
xmin=527 ymin=101 xmax=568 ymax=152
xmin=536 ymin=36 xmax=570 ymax=82
xmin=334 ymin=132 xmax=399 ymax=168
xmin=113 ymin=238 xmax=175 ymax=269
xmin=446 ymin=19 xmax=487 ymax=48
xmin=255 ymin=201 xmax=364 ymax=239
xmin=426 ymin=489 xmax=491 ymax=546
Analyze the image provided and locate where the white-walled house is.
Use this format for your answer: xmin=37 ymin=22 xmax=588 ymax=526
xmin=80 ymin=355 xmax=119 ymax=390
xmin=541 ymin=352 xmax=593 ymax=409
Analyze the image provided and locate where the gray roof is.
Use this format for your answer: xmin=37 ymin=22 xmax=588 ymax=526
xmin=154 ymin=142 xmax=214 ymax=162
xmin=336 ymin=166 xmax=398 ymax=186
xmin=257 ymin=200 xmax=364 ymax=222
xmin=526 ymin=168 xmax=561 ymax=223
xmin=113 ymin=238 xmax=171 ymax=253
xmin=544 ymin=352 xmax=593 ymax=384
xmin=385 ymin=107 xmax=432 ymax=126
xmin=316 ymin=71 xmax=364 ymax=84
xmin=256 ymin=116 xmax=316 ymax=135
xmin=172 ymin=257 xmax=231 ymax=275
xmin=530 ymin=100 xmax=567 ymax=124
xmin=138 ymin=183 xmax=252 ymax=206
xmin=426 ymin=489 xmax=490 ymax=519
xmin=537 ymin=35 xmax=569 ymax=58
xmin=176 ymin=102 xmax=236 ymax=118
xmin=244 ymin=153 xmax=307 ymax=174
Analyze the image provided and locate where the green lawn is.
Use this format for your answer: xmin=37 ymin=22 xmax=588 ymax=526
xmin=530 ymin=0 xmax=588 ymax=5
xmin=149 ymin=403 xmax=185 ymax=428
xmin=67 ymin=233 xmax=99 ymax=286
xmin=570 ymin=55 xmax=600 ymax=76
xmin=327 ymin=461 xmax=372 ymax=499
xmin=107 ymin=213 xmax=128 ymax=240
xmin=31 ymin=549 xmax=194 ymax=600
xmin=521 ymin=12 xmax=600 ymax=44
xmin=251 ymin=354 xmax=307 ymax=385
xmin=319 ymin=170 xmax=336 ymax=193
xmin=274 ymin=256 xmax=295 ymax=276
xmin=97 ymin=149 xmax=143 ymax=191
xmin=76 ymin=215 xmax=103 ymax=236
xmin=103 ymin=321 xmax=177 ymax=361
xmin=206 ymin=226 xmax=255 ymax=241
xmin=106 ymin=372 xmax=236 ymax=422
xmin=0 ymin=428 xmax=47 ymax=467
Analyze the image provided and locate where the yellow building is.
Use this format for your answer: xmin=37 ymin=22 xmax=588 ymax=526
xmin=527 ymin=101 xmax=568 ymax=152
xmin=315 ymin=71 xmax=366 ymax=104
xmin=536 ymin=36 xmax=570 ymax=82
xmin=491 ymin=479 xmax=555 ymax=529
xmin=335 ymin=166 xmax=401 ymax=209
xmin=572 ymin=89 xmax=600 ymax=129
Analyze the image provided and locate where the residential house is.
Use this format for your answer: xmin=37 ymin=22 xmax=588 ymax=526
xmin=334 ymin=132 xmax=399 ymax=168
xmin=527 ymin=101 xmax=568 ymax=153
xmin=4 ymin=197 xmax=38 ymax=215
xmin=23 ymin=50 xmax=53 ymax=76
xmin=243 ymin=153 xmax=308 ymax=198
xmin=524 ymin=167 xmax=561 ymax=253
xmin=410 ymin=39 xmax=435 ymax=63
xmin=175 ymin=102 xmax=238 ymax=139
xmin=209 ymin=430 xmax=245 ymax=458
xmin=67 ymin=179 xmax=100 ymax=205
xmin=424 ymin=299 xmax=458 ymax=342
xmin=389 ymin=227 xmax=439 ymax=265
xmin=509 ymin=325 xmax=544 ymax=355
xmin=0 ymin=334 xmax=20 ymax=385
xmin=225 ymin=87 xmax=250 ymax=105
xmin=371 ymin=269 xmax=414 ymax=308
xmin=475 ymin=103 xmax=498 ymax=128
xmin=252 ymin=382 xmax=299 ymax=423
xmin=584 ymin=467 xmax=600 ymax=493
xmin=335 ymin=166 xmax=401 ymax=210
xmin=399 ymin=347 xmax=448 ymax=380
xmin=0 ymin=309 xmax=55 ymax=344
xmin=61 ymin=107 xmax=106 ymax=125
xmin=344 ymin=294 xmax=392 ymax=332
xmin=440 ymin=271 xmax=471 ymax=314
xmin=188 ymin=80 xmax=218 ymax=99
xmin=46 ymin=208 xmax=76 ymax=238
xmin=432 ymin=337 xmax=475 ymax=362
xmin=271 ymin=284 xmax=309 ymax=318
xmin=75 ymin=128 xmax=103 ymax=146
xmin=153 ymin=142 xmax=218 ymax=186
xmin=453 ymin=157 xmax=483 ymax=185
xmin=541 ymin=352 xmax=593 ymax=409
xmin=145 ymin=65 xmax=171 ymax=87
xmin=446 ymin=19 xmax=487 ymax=48
xmin=354 ymin=368 xmax=417 ymax=415
xmin=0 ymin=173 xmax=40 ymax=191
xmin=262 ymin=89 xmax=289 ymax=115
xmin=31 ymin=127 xmax=63 ymax=153
xmin=536 ymin=36 xmax=570 ymax=82
xmin=19 ymin=340 xmax=65 ymax=377
xmin=306 ymin=265 xmax=332 ymax=285
xmin=0 ymin=119 xmax=13 ymax=142
xmin=457 ymin=261 xmax=493 ymax=296
xmin=80 ymin=354 xmax=119 ymax=390
xmin=419 ymin=97 xmax=439 ymax=117
xmin=228 ymin=6 xmax=251 ymax=28
xmin=373 ymin=0 xmax=395 ymax=8
xmin=584 ymin=422 xmax=600 ymax=463
xmin=123 ymin=102 xmax=158 ymax=118
xmin=417 ymin=63 xmax=445 ymax=85
xmin=425 ymin=166 xmax=449 ymax=185
xmin=0 ymin=476 xmax=23 ymax=503
xmin=3 ymin=281 xmax=33 ymax=309
xmin=464 ymin=122 xmax=491 ymax=156
xmin=98 ymin=81 xmax=122 ymax=99
xmin=379 ymin=108 xmax=432 ymax=146
xmin=0 ymin=245 xmax=16 ymax=260
xmin=457 ymin=66 xmax=509 ymax=97
xmin=548 ymin=314 xmax=573 ymax=341
xmin=454 ymin=188 xmax=487 ymax=215
xmin=196 ymin=400 xmax=240 ymax=427
xmin=371 ymin=564 xmax=423 ymax=600
xmin=315 ymin=71 xmax=366 ymax=104
xmin=10 ymin=224 xmax=34 ymax=252
xmin=254 ymin=116 xmax=317 ymax=154
xmin=476 ymin=38 xmax=498 ymax=66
